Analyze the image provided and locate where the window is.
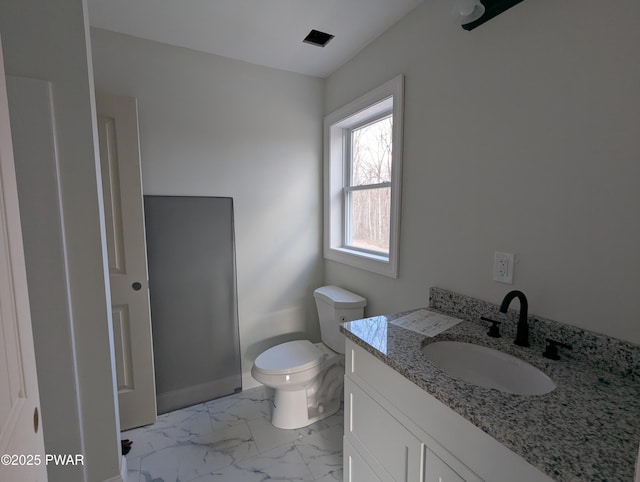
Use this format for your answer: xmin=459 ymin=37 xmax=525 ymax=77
xmin=323 ymin=75 xmax=403 ymax=278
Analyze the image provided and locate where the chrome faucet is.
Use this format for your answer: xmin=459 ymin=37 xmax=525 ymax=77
xmin=499 ymin=290 xmax=529 ymax=347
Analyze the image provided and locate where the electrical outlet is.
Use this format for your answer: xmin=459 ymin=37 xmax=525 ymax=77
xmin=493 ymin=252 xmax=514 ymax=284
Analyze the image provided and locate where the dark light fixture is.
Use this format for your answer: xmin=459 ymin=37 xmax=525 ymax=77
xmin=459 ymin=0 xmax=526 ymax=31
xmin=303 ymin=29 xmax=335 ymax=47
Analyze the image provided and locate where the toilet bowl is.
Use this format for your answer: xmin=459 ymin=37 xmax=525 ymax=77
xmin=252 ymin=340 xmax=343 ymax=429
xmin=251 ymin=286 xmax=367 ymax=429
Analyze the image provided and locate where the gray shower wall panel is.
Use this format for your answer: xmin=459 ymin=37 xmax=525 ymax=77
xmin=144 ymin=195 xmax=241 ymax=414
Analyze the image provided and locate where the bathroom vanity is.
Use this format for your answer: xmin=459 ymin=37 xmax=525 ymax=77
xmin=343 ymin=339 xmax=554 ymax=481
xmin=341 ymin=288 xmax=640 ymax=482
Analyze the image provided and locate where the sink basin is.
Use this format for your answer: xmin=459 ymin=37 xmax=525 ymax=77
xmin=421 ymin=341 xmax=555 ymax=395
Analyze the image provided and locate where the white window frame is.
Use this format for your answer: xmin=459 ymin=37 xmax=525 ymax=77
xmin=323 ymin=75 xmax=404 ymax=278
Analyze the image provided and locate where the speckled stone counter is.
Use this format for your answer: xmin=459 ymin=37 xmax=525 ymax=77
xmin=340 ymin=289 xmax=640 ymax=482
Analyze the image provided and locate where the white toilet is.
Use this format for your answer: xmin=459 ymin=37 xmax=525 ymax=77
xmin=251 ymin=286 xmax=367 ymax=429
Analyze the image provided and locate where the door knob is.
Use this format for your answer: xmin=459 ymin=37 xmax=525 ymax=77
xmin=132 ymin=282 xmax=142 ymax=291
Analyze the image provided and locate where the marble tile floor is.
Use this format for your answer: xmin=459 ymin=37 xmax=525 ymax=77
xmin=123 ymin=386 xmax=344 ymax=482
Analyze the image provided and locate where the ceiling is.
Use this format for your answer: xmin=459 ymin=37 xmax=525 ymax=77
xmin=86 ymin=0 xmax=424 ymax=78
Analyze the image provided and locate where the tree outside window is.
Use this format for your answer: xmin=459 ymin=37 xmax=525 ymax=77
xmin=346 ymin=115 xmax=392 ymax=254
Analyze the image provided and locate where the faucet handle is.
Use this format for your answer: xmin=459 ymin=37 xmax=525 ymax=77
xmin=480 ymin=317 xmax=501 ymax=338
xmin=543 ymin=338 xmax=572 ymax=360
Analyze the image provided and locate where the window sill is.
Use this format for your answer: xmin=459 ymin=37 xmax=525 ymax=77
xmin=324 ymin=246 xmax=398 ymax=278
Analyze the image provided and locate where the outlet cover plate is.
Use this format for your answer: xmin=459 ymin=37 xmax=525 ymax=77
xmin=494 ymin=251 xmax=514 ymax=284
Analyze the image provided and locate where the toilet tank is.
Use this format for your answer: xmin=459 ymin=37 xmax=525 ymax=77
xmin=313 ymin=286 xmax=367 ymax=354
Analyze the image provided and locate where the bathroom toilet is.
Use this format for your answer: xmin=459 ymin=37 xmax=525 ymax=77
xmin=251 ymin=286 xmax=367 ymax=429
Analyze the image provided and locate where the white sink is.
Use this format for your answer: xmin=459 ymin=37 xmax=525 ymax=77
xmin=421 ymin=341 xmax=556 ymax=395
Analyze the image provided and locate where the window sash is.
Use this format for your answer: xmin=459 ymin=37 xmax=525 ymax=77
xmin=345 ymin=112 xmax=393 ymax=188
xmin=344 ymin=184 xmax=392 ymax=255
xmin=343 ymin=113 xmax=393 ymax=255
xmin=344 ymin=182 xmax=392 ymax=192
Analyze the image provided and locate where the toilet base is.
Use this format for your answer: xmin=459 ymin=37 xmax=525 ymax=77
xmin=271 ymin=389 xmax=341 ymax=429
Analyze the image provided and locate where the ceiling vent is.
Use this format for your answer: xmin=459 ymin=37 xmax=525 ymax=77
xmin=303 ymin=29 xmax=335 ymax=47
xmin=460 ymin=0 xmax=526 ymax=30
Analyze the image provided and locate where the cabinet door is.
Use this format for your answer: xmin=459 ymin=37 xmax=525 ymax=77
xmin=425 ymin=448 xmax=466 ymax=482
xmin=345 ymin=377 xmax=423 ymax=481
xmin=344 ymin=438 xmax=382 ymax=482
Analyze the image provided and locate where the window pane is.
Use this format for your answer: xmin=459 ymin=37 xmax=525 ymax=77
xmin=347 ymin=186 xmax=391 ymax=253
xmin=351 ymin=115 xmax=392 ymax=186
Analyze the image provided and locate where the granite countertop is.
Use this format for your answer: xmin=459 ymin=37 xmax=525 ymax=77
xmin=341 ymin=311 xmax=640 ymax=482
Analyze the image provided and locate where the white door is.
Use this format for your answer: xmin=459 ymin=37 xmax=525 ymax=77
xmin=0 ymin=37 xmax=47 ymax=481
xmin=96 ymin=93 xmax=157 ymax=430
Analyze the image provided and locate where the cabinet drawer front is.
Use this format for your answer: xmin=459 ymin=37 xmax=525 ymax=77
xmin=345 ymin=377 xmax=423 ymax=482
xmin=344 ymin=438 xmax=383 ymax=482
xmin=425 ymin=448 xmax=465 ymax=482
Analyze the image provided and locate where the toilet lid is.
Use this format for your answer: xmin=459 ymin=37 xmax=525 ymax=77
xmin=254 ymin=340 xmax=324 ymax=375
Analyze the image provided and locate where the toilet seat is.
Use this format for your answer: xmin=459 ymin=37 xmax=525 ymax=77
xmin=253 ymin=340 xmax=325 ymax=376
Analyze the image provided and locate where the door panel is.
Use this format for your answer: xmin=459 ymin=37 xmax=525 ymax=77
xmin=112 ymin=305 xmax=134 ymax=392
xmin=96 ymin=93 xmax=156 ymax=430
xmin=0 ymin=38 xmax=47 ymax=481
xmin=100 ymin=114 xmax=127 ymax=275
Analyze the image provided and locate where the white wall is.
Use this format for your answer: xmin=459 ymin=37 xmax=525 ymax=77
xmin=0 ymin=1 xmax=122 ymax=482
xmin=324 ymin=0 xmax=640 ymax=344
xmin=90 ymin=28 xmax=325 ymax=386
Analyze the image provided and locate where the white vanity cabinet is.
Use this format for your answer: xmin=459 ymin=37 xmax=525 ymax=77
xmin=343 ymin=339 xmax=555 ymax=482
xmin=346 ymin=376 xmax=424 ymax=481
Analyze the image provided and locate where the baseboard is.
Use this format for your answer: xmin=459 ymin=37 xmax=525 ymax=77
xmin=120 ymin=455 xmax=127 ymax=481
xmin=100 ymin=455 xmax=126 ymax=482
xmin=102 ymin=469 xmax=124 ymax=482
xmin=156 ymin=375 xmax=241 ymax=413
xmin=242 ymin=370 xmax=261 ymax=390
